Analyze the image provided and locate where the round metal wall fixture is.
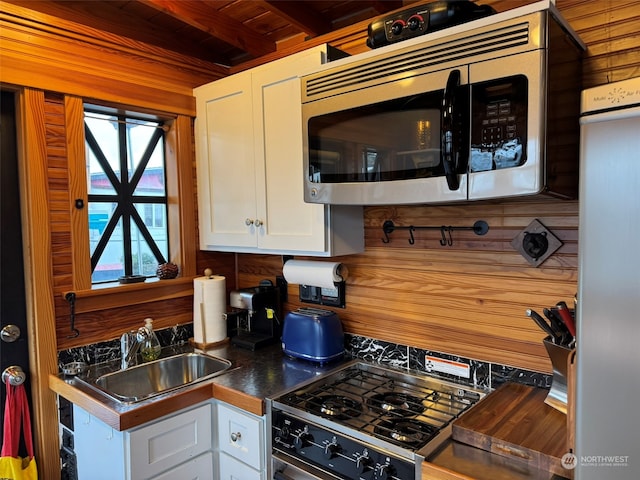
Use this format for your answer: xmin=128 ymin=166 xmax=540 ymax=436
xmin=511 ymin=219 xmax=563 ymax=267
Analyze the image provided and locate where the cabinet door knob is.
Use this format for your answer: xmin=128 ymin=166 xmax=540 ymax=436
xmin=245 ymin=218 xmax=254 ymax=226
xmin=231 ymin=431 xmax=242 ymax=442
xmin=254 ymin=219 xmax=263 ymax=228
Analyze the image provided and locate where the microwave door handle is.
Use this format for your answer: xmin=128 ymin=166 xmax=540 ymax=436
xmin=441 ymin=69 xmax=461 ymax=191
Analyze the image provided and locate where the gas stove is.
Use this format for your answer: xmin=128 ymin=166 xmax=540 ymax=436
xmin=268 ymin=361 xmax=485 ymax=480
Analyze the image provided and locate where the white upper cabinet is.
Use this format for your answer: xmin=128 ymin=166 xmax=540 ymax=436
xmin=194 ymin=45 xmax=363 ymax=256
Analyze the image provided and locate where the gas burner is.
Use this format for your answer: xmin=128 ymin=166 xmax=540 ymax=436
xmin=367 ymin=392 xmax=425 ymax=416
xmin=307 ymin=395 xmax=362 ymax=420
xmin=374 ymin=418 xmax=437 ymax=448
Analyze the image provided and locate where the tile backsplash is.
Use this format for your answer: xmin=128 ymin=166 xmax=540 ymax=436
xmin=345 ymin=334 xmax=551 ymax=391
xmin=57 ymin=324 xmax=193 ymax=371
xmin=57 ymin=326 xmax=550 ymax=391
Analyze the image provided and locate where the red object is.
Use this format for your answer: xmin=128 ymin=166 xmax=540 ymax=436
xmin=556 ymin=301 xmax=576 ymax=337
xmin=2 ymin=379 xmax=34 ymax=459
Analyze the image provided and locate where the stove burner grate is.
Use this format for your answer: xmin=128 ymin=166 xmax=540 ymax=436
xmin=306 ymin=394 xmax=362 ymax=420
xmin=373 ymin=418 xmax=438 ymax=448
xmin=367 ymin=391 xmax=425 ymax=417
xmin=273 ymin=363 xmax=483 ymax=452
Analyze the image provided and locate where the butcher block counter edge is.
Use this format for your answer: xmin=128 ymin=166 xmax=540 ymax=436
xmin=422 ymin=461 xmax=476 ymax=480
xmin=213 ymin=383 xmax=263 ymax=416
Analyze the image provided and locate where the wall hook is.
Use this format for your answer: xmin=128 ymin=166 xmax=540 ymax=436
xmin=408 ymin=226 xmax=415 ymax=245
xmin=381 ymin=220 xmax=395 ymax=243
xmin=65 ymin=292 xmax=80 ymax=338
xmin=439 ymin=226 xmax=453 ymax=246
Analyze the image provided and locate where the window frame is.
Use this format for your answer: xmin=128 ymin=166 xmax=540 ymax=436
xmin=65 ymin=96 xmax=196 ymax=307
xmin=83 ymin=107 xmax=169 ymax=283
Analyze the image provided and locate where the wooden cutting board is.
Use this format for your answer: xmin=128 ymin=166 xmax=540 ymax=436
xmin=452 ymin=383 xmax=572 ymax=478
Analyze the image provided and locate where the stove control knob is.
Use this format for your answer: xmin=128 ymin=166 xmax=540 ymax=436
xmin=375 ymin=460 xmax=396 ymax=480
xmin=294 ymin=427 xmax=313 ymax=452
xmin=323 ymin=436 xmax=341 ymax=459
xmin=390 ymin=20 xmax=405 ymax=36
xmin=355 ymin=449 xmax=373 ymax=473
xmin=407 ymin=15 xmax=423 ymax=31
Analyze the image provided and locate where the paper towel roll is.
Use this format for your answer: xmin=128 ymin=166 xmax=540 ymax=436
xmin=193 ymin=275 xmax=227 ymax=345
xmin=283 ymin=260 xmax=347 ymax=289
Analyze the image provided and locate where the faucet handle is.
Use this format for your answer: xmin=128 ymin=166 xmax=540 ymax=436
xmin=136 ymin=326 xmax=151 ymax=342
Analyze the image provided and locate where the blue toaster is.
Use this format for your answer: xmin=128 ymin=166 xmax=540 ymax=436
xmin=282 ymin=307 xmax=344 ymax=364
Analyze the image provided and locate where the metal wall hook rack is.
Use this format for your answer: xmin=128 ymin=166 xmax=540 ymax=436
xmin=381 ymin=220 xmax=489 ymax=245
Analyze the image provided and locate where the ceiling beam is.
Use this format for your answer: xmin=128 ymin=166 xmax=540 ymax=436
xmin=262 ymin=0 xmax=332 ymax=36
xmin=141 ymin=0 xmax=276 ymax=58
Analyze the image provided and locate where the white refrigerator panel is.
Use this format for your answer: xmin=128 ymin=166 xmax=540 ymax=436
xmin=577 ymin=94 xmax=640 ymax=480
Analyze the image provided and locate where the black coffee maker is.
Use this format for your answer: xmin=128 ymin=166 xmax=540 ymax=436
xmin=228 ymin=285 xmax=282 ymax=350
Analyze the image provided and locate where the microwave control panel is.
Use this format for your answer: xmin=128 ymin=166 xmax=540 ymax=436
xmin=470 ymin=75 xmax=528 ymax=172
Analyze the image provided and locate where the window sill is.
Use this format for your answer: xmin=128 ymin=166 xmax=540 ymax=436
xmin=64 ymin=276 xmax=194 ymax=314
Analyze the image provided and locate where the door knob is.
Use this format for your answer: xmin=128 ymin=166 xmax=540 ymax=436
xmin=254 ymin=219 xmax=263 ymax=227
xmin=1 ymin=324 xmax=21 ymax=343
xmin=245 ymin=218 xmax=254 ymax=226
xmin=2 ymin=365 xmax=26 ymax=386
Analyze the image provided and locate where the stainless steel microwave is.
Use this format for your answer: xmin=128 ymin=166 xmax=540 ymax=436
xmin=302 ymin=2 xmax=584 ymax=205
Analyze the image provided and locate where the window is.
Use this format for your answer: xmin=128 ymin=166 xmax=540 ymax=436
xmin=84 ymin=108 xmax=169 ymax=284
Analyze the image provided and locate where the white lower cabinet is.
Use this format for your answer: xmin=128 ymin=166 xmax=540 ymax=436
xmin=73 ymin=401 xmax=213 ymax=479
xmin=216 ymin=401 xmax=266 ymax=480
xmin=219 ymin=453 xmax=263 ymax=480
xmin=152 ymin=451 xmax=214 ymax=480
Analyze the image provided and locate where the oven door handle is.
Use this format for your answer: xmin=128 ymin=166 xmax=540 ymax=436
xmin=441 ymin=69 xmax=462 ymax=191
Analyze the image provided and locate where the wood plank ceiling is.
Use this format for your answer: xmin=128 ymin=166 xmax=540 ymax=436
xmin=12 ymin=0 xmax=416 ymax=67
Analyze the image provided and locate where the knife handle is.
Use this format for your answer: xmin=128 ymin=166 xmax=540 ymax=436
xmin=556 ymin=301 xmax=576 ymax=337
xmin=543 ymin=307 xmax=571 ymax=343
xmin=526 ymin=308 xmax=557 ymax=341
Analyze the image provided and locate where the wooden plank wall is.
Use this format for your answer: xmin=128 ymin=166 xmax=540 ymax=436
xmin=233 ymin=0 xmax=640 ymax=374
xmin=12 ymin=0 xmax=639 ymax=365
xmin=236 ymin=201 xmax=578 ymax=374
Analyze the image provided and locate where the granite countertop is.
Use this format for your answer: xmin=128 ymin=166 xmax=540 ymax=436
xmin=49 ymin=341 xmax=349 ymax=430
xmin=202 ymin=341 xmax=349 ymax=399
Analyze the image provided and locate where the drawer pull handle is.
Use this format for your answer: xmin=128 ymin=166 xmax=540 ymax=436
xmin=231 ymin=432 xmax=242 ymax=442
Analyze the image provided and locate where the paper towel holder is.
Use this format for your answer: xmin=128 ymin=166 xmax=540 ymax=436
xmin=282 ymin=257 xmax=346 ymax=308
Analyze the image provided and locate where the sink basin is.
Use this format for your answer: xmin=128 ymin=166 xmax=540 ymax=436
xmin=89 ymin=352 xmax=232 ymax=403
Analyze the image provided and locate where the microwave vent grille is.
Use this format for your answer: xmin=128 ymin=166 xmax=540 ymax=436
xmin=304 ymin=21 xmax=532 ymax=100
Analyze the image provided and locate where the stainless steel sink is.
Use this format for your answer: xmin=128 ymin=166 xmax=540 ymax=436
xmin=86 ymin=352 xmax=232 ymax=403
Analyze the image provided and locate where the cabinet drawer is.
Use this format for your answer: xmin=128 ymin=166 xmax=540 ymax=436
xmin=219 ymin=452 xmax=263 ymax=480
xmin=217 ymin=402 xmax=264 ymax=470
xmin=129 ymin=402 xmax=212 ymax=479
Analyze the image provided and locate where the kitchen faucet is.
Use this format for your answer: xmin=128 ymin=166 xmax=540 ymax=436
xmin=120 ymin=326 xmax=151 ymax=369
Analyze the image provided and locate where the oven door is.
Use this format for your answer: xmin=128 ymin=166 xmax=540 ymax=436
xmin=273 ymin=455 xmax=337 ymax=480
xmin=302 ymin=67 xmax=470 ymax=205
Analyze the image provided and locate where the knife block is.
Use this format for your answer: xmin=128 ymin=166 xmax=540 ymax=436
xmin=543 ymin=337 xmax=574 ymax=414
